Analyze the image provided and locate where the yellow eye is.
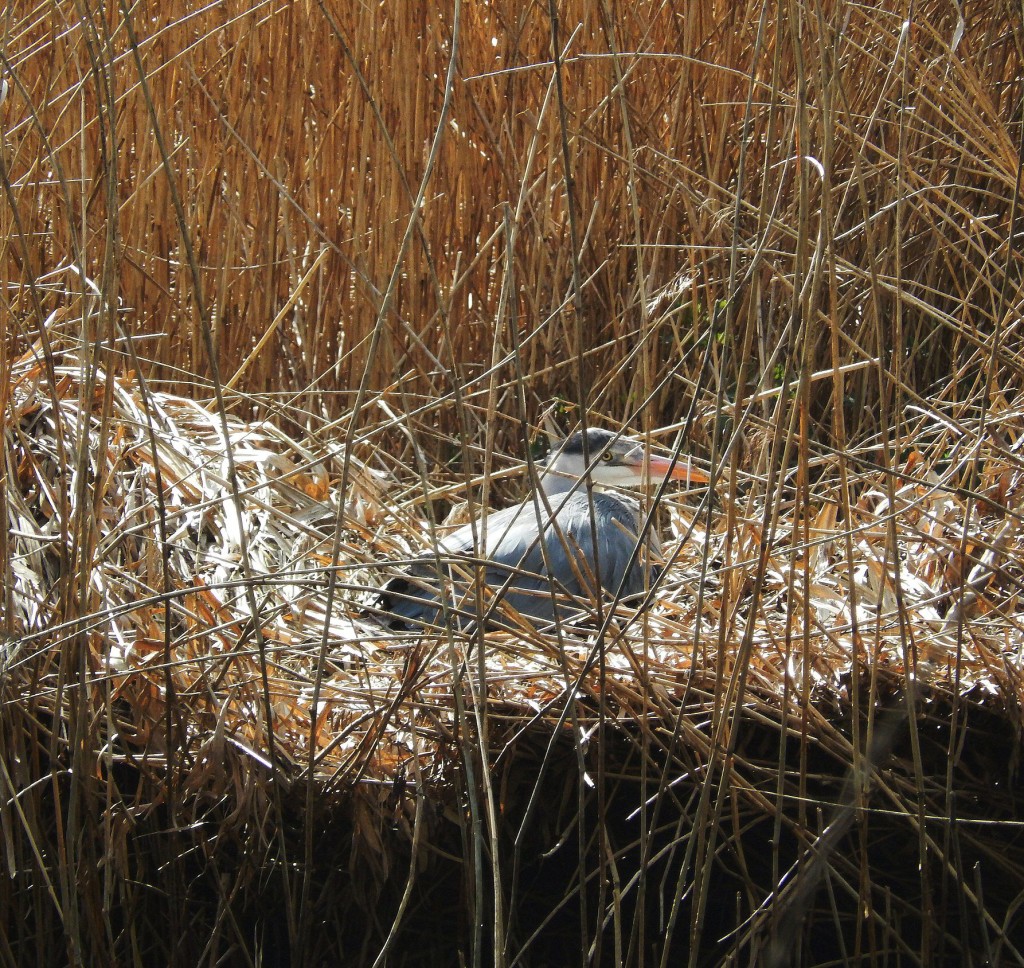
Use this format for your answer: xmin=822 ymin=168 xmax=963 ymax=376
xmin=601 ymin=451 xmax=613 ymax=461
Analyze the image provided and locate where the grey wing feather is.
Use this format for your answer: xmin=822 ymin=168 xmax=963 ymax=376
xmin=378 ymin=492 xmax=656 ymax=630
xmin=552 ymin=492 xmax=654 ymax=600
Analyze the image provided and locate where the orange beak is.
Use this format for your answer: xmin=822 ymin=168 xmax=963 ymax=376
xmin=644 ymin=454 xmax=711 ymax=485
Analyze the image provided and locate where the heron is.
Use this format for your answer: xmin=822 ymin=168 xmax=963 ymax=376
xmin=376 ymin=427 xmax=709 ymax=631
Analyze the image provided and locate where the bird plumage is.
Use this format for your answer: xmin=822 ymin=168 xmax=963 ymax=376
xmin=377 ymin=428 xmax=707 ymax=631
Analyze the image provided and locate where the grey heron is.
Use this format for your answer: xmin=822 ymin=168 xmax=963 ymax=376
xmin=377 ymin=427 xmax=709 ymax=631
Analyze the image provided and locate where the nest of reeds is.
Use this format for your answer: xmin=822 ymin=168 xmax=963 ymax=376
xmin=5 ymin=340 xmax=1023 ymax=965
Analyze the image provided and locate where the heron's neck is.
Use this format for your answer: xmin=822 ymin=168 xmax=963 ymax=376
xmin=539 ymin=469 xmax=584 ymax=497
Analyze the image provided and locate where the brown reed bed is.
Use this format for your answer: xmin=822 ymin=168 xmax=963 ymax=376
xmin=3 ymin=0 xmax=1024 ymax=965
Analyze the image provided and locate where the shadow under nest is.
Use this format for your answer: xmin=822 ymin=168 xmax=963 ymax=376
xmin=6 ymin=673 xmax=1022 ymax=968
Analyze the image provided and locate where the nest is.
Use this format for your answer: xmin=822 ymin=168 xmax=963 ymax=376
xmin=4 ymin=344 xmax=1024 ymax=965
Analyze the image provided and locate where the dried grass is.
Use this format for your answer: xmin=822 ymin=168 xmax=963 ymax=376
xmin=3 ymin=0 xmax=1024 ymax=965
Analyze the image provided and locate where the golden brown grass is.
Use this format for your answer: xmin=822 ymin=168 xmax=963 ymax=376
xmin=3 ymin=0 xmax=1024 ymax=965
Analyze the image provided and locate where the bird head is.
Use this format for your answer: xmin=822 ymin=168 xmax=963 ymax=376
xmin=543 ymin=428 xmax=710 ymax=493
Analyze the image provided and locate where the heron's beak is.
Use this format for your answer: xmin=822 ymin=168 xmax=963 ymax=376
xmin=644 ymin=454 xmax=711 ymax=485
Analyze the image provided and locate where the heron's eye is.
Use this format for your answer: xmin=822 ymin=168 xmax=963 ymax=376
xmin=601 ymin=452 xmax=614 ymax=462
